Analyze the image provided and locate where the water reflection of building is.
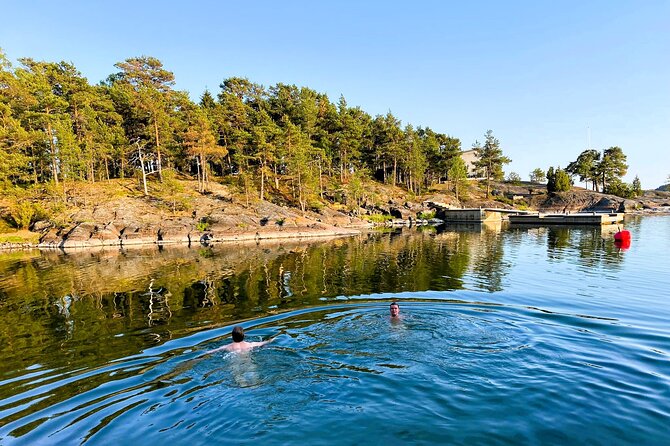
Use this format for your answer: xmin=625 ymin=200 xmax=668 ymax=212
xmin=437 ymin=221 xmax=503 ymax=234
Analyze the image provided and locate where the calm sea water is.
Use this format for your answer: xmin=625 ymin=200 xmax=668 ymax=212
xmin=0 ymin=216 xmax=669 ymax=445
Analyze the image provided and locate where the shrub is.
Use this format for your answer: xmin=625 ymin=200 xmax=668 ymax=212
xmin=605 ymin=180 xmax=635 ymax=199
xmin=196 ymin=217 xmax=212 ymax=231
xmin=506 ymin=172 xmax=522 ymax=185
xmin=495 ymin=196 xmax=514 ymax=206
xmin=362 ymin=214 xmax=392 ymax=223
xmin=9 ymin=201 xmax=36 ymax=230
xmin=417 ymin=210 xmax=436 ymax=220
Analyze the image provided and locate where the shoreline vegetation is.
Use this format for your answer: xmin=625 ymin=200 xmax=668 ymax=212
xmin=2 ymin=53 xmax=669 ymax=251
xmin=1 ymin=176 xmax=669 ymax=252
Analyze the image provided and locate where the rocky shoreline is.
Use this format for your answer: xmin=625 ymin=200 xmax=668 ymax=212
xmin=2 ymin=183 xmax=669 ymax=252
xmin=0 ymin=190 xmax=376 ymax=250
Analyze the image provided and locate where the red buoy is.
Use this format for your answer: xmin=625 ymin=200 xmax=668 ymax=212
xmin=614 ymin=229 xmax=631 ymax=249
xmin=615 ymin=238 xmax=631 ymax=249
xmin=614 ymin=230 xmax=631 ymax=242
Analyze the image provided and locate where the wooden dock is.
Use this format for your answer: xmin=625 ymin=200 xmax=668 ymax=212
xmin=427 ymin=203 xmax=531 ymax=223
xmin=426 ymin=202 xmax=623 ymax=226
xmin=438 ymin=208 xmax=504 ymax=222
xmin=508 ymin=212 xmax=624 ymax=226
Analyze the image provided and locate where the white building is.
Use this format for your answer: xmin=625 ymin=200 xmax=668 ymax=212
xmin=459 ymin=149 xmax=480 ymax=178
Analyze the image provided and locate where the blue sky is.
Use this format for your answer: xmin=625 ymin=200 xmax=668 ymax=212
xmin=2 ymin=0 xmax=668 ymax=187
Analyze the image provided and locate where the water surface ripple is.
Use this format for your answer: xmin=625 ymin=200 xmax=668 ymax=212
xmin=0 ymin=301 xmax=668 ymax=445
xmin=0 ymin=216 xmax=669 ymax=444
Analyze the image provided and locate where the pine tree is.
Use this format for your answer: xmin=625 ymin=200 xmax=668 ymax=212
xmin=448 ymin=156 xmax=468 ymax=201
xmin=632 ymin=175 xmax=642 ymax=197
xmin=529 ymin=168 xmax=546 ymax=184
xmin=598 ymin=147 xmax=628 ymax=192
xmin=566 ymin=149 xmax=600 ymax=191
xmin=473 ymin=130 xmax=511 ymax=198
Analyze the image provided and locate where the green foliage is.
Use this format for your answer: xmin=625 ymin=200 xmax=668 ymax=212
xmin=604 ymin=179 xmax=636 ymax=199
xmin=308 ymin=200 xmax=325 ymax=212
xmin=600 ymin=147 xmax=628 ymax=190
xmin=555 ymin=169 xmax=572 ymax=192
xmin=494 ymin=195 xmax=514 ymax=206
xmin=345 ymin=169 xmax=370 ymax=213
xmin=195 ymin=217 xmax=211 ymax=232
xmin=566 ymin=147 xmax=628 ymax=193
xmin=447 ymin=155 xmax=468 ymax=201
xmin=547 ymin=166 xmax=572 ymax=193
xmin=0 ymin=232 xmax=41 ymax=244
xmin=3 ymin=186 xmax=47 ymax=230
xmin=362 ymin=213 xmax=392 ymax=223
xmin=158 ymin=169 xmax=188 ymax=213
xmin=506 ymin=172 xmax=521 ymax=184
xmin=9 ymin=201 xmax=36 ymax=229
xmin=566 ymin=149 xmax=600 ymax=190
xmin=417 ymin=210 xmax=436 ymax=220
xmin=473 ymin=130 xmax=511 ymax=198
xmin=529 ymin=168 xmax=546 ymax=184
xmin=632 ymin=176 xmax=642 ymax=196
xmin=0 ymin=218 xmax=13 ymax=233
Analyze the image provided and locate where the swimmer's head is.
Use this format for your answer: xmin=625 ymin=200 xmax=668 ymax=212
xmin=390 ymin=302 xmax=400 ymax=318
xmin=232 ymin=326 xmax=245 ymax=342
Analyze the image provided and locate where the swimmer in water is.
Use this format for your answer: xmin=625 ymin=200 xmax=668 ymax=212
xmin=209 ymin=326 xmax=273 ymax=353
xmin=389 ymin=301 xmax=400 ymax=318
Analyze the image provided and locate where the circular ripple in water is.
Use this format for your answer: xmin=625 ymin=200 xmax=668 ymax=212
xmin=0 ymin=301 xmax=668 ymax=445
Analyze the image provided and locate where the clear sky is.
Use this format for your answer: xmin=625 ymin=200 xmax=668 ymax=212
xmin=2 ymin=0 xmax=669 ymax=187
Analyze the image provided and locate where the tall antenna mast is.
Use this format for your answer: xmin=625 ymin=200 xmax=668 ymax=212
xmin=587 ymin=126 xmax=591 ymax=149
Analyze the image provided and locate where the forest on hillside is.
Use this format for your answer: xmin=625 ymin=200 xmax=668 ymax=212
xmin=0 ymin=53 xmax=479 ymax=207
xmin=2 ymin=51 xmax=646 ymax=233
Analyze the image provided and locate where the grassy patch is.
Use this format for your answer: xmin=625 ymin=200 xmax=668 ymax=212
xmin=417 ymin=210 xmax=436 ymax=220
xmin=0 ymin=230 xmax=41 ymax=244
xmin=362 ymin=214 xmax=392 ymax=223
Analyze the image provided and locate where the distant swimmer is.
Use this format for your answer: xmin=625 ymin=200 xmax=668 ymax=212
xmin=209 ymin=326 xmax=273 ymax=353
xmin=389 ymin=301 xmax=400 ymax=319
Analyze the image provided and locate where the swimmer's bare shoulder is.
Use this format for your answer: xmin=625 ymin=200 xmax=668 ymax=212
xmin=208 ymin=337 xmax=274 ymax=354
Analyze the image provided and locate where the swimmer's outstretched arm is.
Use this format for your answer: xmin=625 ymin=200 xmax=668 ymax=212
xmin=207 ymin=336 xmax=275 ymax=353
xmin=206 ymin=345 xmax=227 ymax=354
xmin=247 ymin=337 xmax=276 ymax=348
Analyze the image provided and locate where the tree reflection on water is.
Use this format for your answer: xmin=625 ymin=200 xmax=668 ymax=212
xmin=0 ymin=224 xmax=625 ymax=378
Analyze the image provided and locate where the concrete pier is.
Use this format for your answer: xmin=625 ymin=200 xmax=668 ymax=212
xmin=433 ymin=208 xmax=505 ymax=223
xmin=508 ymin=213 xmax=624 ymax=225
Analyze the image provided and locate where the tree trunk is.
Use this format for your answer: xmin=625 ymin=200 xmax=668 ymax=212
xmin=46 ymin=119 xmax=58 ymax=185
xmin=138 ymin=148 xmax=148 ymax=196
xmin=486 ymin=174 xmax=491 ymax=199
xmin=195 ymin=156 xmax=202 ymax=192
xmin=154 ymin=119 xmax=163 ymax=182
xmin=392 ymin=158 xmax=397 ymax=187
xmin=260 ymin=161 xmax=265 ymax=201
xmin=319 ymin=161 xmax=323 ymax=198
xmin=298 ymin=170 xmax=305 ymax=213
xmin=201 ymin=153 xmax=207 ymax=192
